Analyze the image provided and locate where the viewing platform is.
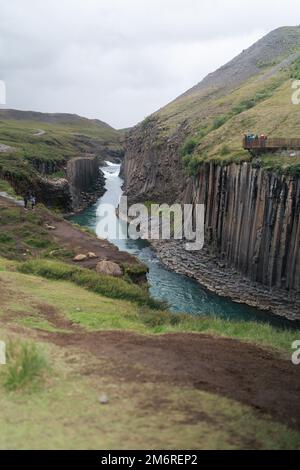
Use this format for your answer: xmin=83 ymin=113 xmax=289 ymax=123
xmin=243 ymin=136 xmax=300 ymax=154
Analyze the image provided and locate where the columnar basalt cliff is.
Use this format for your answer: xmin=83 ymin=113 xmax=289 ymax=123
xmin=67 ymin=156 xmax=105 ymax=211
xmin=184 ymin=162 xmax=300 ymax=294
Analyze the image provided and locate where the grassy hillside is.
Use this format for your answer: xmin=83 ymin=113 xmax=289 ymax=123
xmin=1 ymin=256 xmax=300 ymax=449
xmin=143 ymin=27 xmax=300 ymax=175
xmin=0 ymin=109 xmax=122 ymax=191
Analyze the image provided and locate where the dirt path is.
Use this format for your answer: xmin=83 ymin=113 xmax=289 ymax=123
xmin=33 ymin=129 xmax=46 ymax=136
xmin=42 ymin=327 xmax=300 ymax=431
xmin=51 ymin=218 xmax=141 ymax=269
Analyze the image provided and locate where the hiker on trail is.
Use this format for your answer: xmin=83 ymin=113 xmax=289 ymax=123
xmin=24 ymin=192 xmax=30 ymax=210
xmin=30 ymin=194 xmax=36 ymax=210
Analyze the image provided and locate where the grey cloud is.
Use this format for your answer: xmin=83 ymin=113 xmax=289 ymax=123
xmin=0 ymin=0 xmax=299 ymax=127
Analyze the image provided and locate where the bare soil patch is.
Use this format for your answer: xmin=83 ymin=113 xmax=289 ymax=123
xmin=40 ymin=327 xmax=300 ymax=431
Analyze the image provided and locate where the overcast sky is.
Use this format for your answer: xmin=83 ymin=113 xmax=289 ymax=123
xmin=0 ymin=0 xmax=299 ymax=128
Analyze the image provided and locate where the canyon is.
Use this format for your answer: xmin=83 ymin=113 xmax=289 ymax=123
xmin=121 ymin=27 xmax=300 ymax=319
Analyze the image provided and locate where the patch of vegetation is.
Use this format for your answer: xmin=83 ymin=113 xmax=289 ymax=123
xmin=252 ymin=155 xmax=300 ymax=177
xmin=17 ymin=259 xmax=165 ymax=310
xmin=182 ymin=154 xmax=203 ymax=176
xmin=48 ymin=170 xmax=66 ymax=180
xmin=212 ymin=114 xmax=228 ymax=130
xmin=180 ymin=137 xmax=198 ymax=157
xmin=256 ymin=59 xmax=279 ymax=68
xmin=122 ymin=262 xmax=149 ymax=284
xmin=0 ymin=205 xmax=78 ymax=262
xmin=291 ymin=56 xmax=300 ymax=79
xmin=0 ymin=179 xmax=17 ymax=197
xmin=0 ymin=233 xmax=14 ymax=244
xmin=1 ymin=340 xmax=49 ymax=392
xmin=220 ymin=145 xmax=231 ymax=156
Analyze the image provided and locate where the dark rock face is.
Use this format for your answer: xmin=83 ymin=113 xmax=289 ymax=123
xmin=121 ymin=118 xmax=188 ymax=204
xmin=26 ymin=158 xmax=66 ymax=176
xmin=67 ymin=157 xmax=105 ymax=211
xmin=183 ymin=162 xmax=300 ymax=294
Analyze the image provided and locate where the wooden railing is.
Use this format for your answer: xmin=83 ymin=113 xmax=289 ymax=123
xmin=243 ymin=137 xmax=300 ymax=150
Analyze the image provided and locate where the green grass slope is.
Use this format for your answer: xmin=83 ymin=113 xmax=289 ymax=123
xmin=0 ymin=109 xmax=122 ymax=188
xmin=1 ymin=257 xmax=300 ymax=449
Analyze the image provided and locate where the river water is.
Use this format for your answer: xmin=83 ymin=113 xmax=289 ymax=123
xmin=71 ymin=162 xmax=294 ymax=328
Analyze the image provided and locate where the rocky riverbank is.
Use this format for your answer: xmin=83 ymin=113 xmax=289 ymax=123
xmin=150 ymin=238 xmax=300 ymax=322
xmin=117 ymin=208 xmax=300 ymax=321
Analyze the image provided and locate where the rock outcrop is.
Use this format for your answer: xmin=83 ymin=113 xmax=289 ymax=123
xmin=121 ymin=118 xmax=187 ymax=204
xmin=96 ymin=260 xmax=123 ymax=277
xmin=67 ymin=156 xmax=105 ymax=211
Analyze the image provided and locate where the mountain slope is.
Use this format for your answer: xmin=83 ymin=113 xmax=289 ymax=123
xmin=123 ymin=26 xmax=300 ymax=203
xmin=0 ymin=109 xmax=120 ymax=142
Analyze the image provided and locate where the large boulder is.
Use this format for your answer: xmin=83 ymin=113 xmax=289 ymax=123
xmin=96 ymin=260 xmax=123 ymax=277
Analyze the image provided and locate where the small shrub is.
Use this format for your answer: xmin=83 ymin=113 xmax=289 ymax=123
xmin=0 ymin=207 xmax=20 ymax=224
xmin=285 ymin=164 xmax=300 ymax=177
xmin=25 ymin=236 xmax=50 ymax=249
xmin=2 ymin=340 xmax=48 ymax=391
xmin=291 ymin=57 xmax=300 ymax=80
xmin=220 ymin=145 xmax=230 ymax=156
xmin=180 ymin=138 xmax=198 ymax=157
xmin=212 ymin=115 xmax=228 ymax=130
xmin=0 ymin=233 xmax=14 ymax=244
xmin=139 ymin=308 xmax=182 ymax=328
xmin=232 ymin=99 xmax=255 ymax=115
xmin=182 ymin=155 xmax=202 ymax=176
